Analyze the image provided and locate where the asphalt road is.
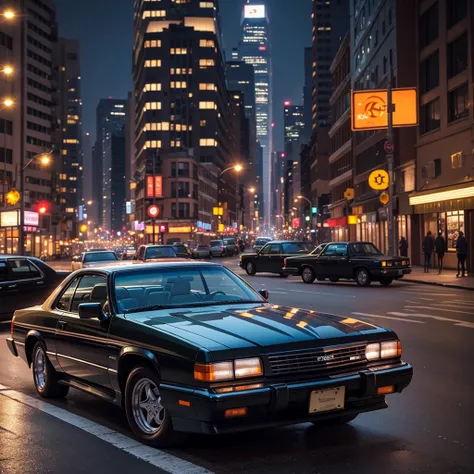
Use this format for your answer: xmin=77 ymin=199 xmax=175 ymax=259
xmin=1 ymin=256 xmax=473 ymax=474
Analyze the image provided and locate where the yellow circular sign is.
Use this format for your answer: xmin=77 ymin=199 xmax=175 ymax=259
xmin=368 ymin=169 xmax=389 ymax=190
xmin=380 ymin=192 xmax=390 ymax=205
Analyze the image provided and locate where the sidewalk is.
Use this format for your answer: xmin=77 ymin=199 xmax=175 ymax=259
xmin=403 ymin=266 xmax=474 ymax=291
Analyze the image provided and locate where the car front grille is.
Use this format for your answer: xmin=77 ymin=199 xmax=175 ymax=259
xmin=266 ymin=344 xmax=367 ymax=376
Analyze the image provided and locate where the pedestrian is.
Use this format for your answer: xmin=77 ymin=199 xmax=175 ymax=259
xmin=422 ymin=231 xmax=434 ymax=273
xmin=456 ymin=231 xmax=467 ymax=278
xmin=435 ymin=231 xmax=446 ymax=274
xmin=399 ymin=236 xmax=408 ymax=257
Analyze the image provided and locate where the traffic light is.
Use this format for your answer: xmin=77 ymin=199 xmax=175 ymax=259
xmin=36 ymin=200 xmax=51 ymax=214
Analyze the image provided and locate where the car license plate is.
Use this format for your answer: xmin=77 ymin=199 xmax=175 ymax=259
xmin=309 ymin=386 xmax=345 ymax=414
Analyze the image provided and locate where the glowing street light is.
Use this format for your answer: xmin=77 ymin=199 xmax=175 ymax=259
xmin=2 ymin=10 xmax=15 ymax=19
xmin=39 ymin=154 xmax=51 ymax=166
xmin=2 ymin=65 xmax=14 ymax=76
xmin=3 ymin=97 xmax=14 ymax=108
xmin=234 ymin=164 xmax=243 ymax=172
xmin=249 ymin=187 xmax=256 ymax=194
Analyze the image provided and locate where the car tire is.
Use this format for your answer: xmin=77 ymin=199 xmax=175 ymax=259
xmin=355 ymin=268 xmax=371 ymax=286
xmin=301 ymin=266 xmax=315 ymax=284
xmin=379 ymin=278 xmax=393 ymax=286
xmin=32 ymin=342 xmax=69 ymax=398
xmin=311 ymin=413 xmax=358 ymax=426
xmin=246 ymin=261 xmax=256 ymax=276
xmin=279 ymin=272 xmax=289 ymax=278
xmin=124 ymin=365 xmax=181 ymax=448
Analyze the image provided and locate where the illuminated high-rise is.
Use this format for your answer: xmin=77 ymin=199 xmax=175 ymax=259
xmin=239 ymin=2 xmax=272 ymax=225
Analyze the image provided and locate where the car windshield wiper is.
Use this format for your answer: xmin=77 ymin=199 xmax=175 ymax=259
xmin=124 ymin=304 xmax=171 ymax=314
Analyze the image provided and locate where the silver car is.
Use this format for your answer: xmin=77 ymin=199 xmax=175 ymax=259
xmin=192 ymin=245 xmax=211 ymax=259
xmin=209 ymin=239 xmax=227 ymax=257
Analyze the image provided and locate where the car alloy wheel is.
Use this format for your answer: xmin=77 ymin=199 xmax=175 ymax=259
xmin=246 ymin=261 xmax=256 ymax=275
xmin=33 ymin=344 xmax=47 ymax=391
xmin=131 ymin=378 xmax=165 ymax=435
xmin=302 ymin=266 xmax=315 ymax=284
xmin=356 ymin=268 xmax=371 ymax=286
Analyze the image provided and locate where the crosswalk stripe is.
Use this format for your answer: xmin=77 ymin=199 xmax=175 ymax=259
xmin=389 ymin=312 xmax=474 ymax=329
xmin=352 ymin=313 xmax=425 ymax=324
xmin=404 ymin=305 xmax=474 ymax=315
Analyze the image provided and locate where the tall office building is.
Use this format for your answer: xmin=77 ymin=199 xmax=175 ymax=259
xmin=239 ymin=2 xmax=272 ymax=225
xmin=109 ymin=127 xmax=126 ymax=233
xmin=0 ymin=0 xmax=57 ymax=255
xmin=52 ymin=38 xmax=82 ymax=240
xmin=133 ymin=0 xmax=231 ymax=244
xmin=94 ymin=98 xmax=127 ymax=229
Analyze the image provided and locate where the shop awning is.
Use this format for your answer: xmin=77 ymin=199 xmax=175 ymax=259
xmin=409 ymin=182 xmax=474 ymax=206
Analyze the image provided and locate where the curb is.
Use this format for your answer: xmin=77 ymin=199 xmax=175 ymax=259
xmin=403 ymin=278 xmax=474 ymax=291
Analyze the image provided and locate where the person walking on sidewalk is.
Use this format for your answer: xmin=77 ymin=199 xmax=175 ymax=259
xmin=435 ymin=231 xmax=446 ymax=274
xmin=456 ymin=231 xmax=467 ymax=278
xmin=399 ymin=237 xmax=408 ymax=257
xmin=422 ymin=231 xmax=435 ymax=273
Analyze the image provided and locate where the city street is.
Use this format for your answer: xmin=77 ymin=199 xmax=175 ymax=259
xmin=1 ymin=257 xmax=473 ymax=474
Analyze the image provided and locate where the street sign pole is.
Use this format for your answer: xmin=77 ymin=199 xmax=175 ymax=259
xmin=386 ymin=67 xmax=396 ymax=256
xmin=152 ymin=150 xmax=156 ymax=245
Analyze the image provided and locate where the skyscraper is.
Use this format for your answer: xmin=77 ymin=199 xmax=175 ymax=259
xmin=52 ymin=38 xmax=82 ymax=240
xmin=239 ymin=2 xmax=272 ymax=225
xmin=94 ymin=98 xmax=127 ymax=229
xmin=133 ymin=0 xmax=231 ymax=244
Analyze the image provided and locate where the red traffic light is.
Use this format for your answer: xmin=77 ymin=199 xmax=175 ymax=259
xmin=37 ymin=200 xmax=51 ymax=214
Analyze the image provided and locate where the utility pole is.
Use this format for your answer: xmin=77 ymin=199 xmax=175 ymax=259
xmin=152 ymin=150 xmax=156 ymax=244
xmin=386 ymin=67 xmax=396 ymax=256
xmin=19 ymin=0 xmax=26 ymax=255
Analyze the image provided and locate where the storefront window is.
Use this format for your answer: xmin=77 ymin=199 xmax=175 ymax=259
xmin=446 ymin=210 xmax=464 ymax=250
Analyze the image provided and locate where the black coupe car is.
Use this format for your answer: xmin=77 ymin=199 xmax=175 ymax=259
xmin=283 ymin=242 xmax=411 ymax=286
xmin=0 ymin=255 xmax=68 ymax=321
xmin=240 ymin=240 xmax=315 ymax=277
xmin=7 ymin=261 xmax=412 ymax=447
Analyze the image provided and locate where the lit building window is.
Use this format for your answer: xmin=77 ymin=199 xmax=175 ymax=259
xmin=144 ymin=39 xmax=162 ymax=48
xmin=200 ymin=39 xmax=215 ymax=48
xmin=170 ymin=81 xmax=187 ymax=88
xmin=145 ymin=59 xmax=162 ymax=67
xmin=170 ymin=48 xmax=188 ymax=54
xmin=199 ymin=59 xmax=215 ymax=68
xmin=200 ymin=138 xmax=217 ymax=146
xmin=144 ymin=122 xmax=170 ymax=131
xmin=199 ymin=101 xmax=217 ymax=110
xmin=184 ymin=17 xmax=216 ymax=33
xmin=200 ymin=1 xmax=214 ymax=8
xmin=144 ymin=102 xmax=162 ymax=110
xmin=63 ymin=139 xmax=79 ymax=144
xmin=199 ymin=83 xmax=216 ymax=91
xmin=143 ymin=10 xmax=166 ymax=19
xmin=144 ymin=83 xmax=162 ymax=91
xmin=145 ymin=140 xmax=162 ymax=149
xmin=65 ymin=207 xmax=74 ymax=213
xmin=200 ymin=120 xmax=207 ymax=126
xmin=170 ymin=67 xmax=192 ymax=74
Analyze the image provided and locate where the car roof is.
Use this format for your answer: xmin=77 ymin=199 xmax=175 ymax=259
xmin=80 ymin=261 xmax=223 ymax=274
xmin=261 ymin=240 xmax=311 ymax=244
xmin=142 ymin=244 xmax=174 ymax=248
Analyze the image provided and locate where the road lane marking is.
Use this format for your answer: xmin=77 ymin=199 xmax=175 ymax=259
xmin=389 ymin=312 xmax=474 ymax=328
xmin=268 ymin=290 xmax=288 ymax=294
xmin=442 ymin=301 xmax=474 ymax=307
xmin=352 ymin=313 xmax=425 ymax=324
xmin=404 ymin=305 xmax=474 ymax=315
xmin=0 ymin=389 xmax=212 ymax=474
xmin=0 ymin=383 xmax=9 ymax=391
xmin=418 ymin=297 xmax=434 ymax=301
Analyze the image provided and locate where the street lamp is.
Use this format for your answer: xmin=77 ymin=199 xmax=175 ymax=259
xmin=1 ymin=65 xmax=14 ymax=76
xmin=2 ymin=97 xmax=14 ymax=108
xmin=1 ymin=9 xmax=15 ymax=19
xmin=217 ymin=164 xmax=243 ymax=227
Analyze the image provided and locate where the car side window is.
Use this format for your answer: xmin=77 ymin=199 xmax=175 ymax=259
xmin=7 ymin=259 xmax=41 ymax=280
xmin=268 ymin=244 xmax=281 ymax=255
xmin=260 ymin=244 xmax=271 ymax=255
xmin=70 ymin=274 xmax=107 ymax=313
xmin=323 ymin=244 xmax=348 ymax=257
xmin=55 ymin=277 xmax=81 ymax=311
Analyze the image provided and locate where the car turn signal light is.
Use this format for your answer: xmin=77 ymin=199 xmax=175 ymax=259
xmin=377 ymin=385 xmax=395 ymax=395
xmin=224 ymin=407 xmax=247 ymax=418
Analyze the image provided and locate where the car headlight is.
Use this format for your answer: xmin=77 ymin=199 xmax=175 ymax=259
xmin=365 ymin=341 xmax=401 ymax=361
xmin=194 ymin=358 xmax=263 ymax=381
xmin=235 ymin=358 xmax=263 ymax=378
xmin=381 ymin=261 xmax=386 ymax=267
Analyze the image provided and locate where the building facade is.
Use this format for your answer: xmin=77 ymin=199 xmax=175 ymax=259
xmin=133 ymin=0 xmax=232 ymax=245
xmin=52 ymin=37 xmax=82 ymax=243
xmin=239 ymin=2 xmax=272 ymax=225
xmin=407 ymin=0 xmax=473 ymax=271
xmin=0 ymin=0 xmax=57 ymax=256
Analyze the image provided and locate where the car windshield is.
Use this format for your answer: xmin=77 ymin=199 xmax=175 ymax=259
xmin=114 ymin=265 xmax=262 ymax=312
xmin=281 ymin=242 xmax=314 ymax=253
xmin=223 ymin=239 xmax=235 ymax=245
xmin=255 ymin=238 xmax=271 ymax=245
xmin=173 ymin=245 xmax=187 ymax=253
xmin=146 ymin=247 xmax=176 ymax=259
xmin=210 ymin=240 xmax=223 ymax=247
xmin=83 ymin=252 xmax=117 ymax=263
xmin=310 ymin=244 xmax=327 ymax=256
xmin=350 ymin=243 xmax=383 ymax=256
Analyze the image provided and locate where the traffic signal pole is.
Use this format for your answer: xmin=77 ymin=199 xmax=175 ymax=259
xmin=386 ymin=67 xmax=396 ymax=256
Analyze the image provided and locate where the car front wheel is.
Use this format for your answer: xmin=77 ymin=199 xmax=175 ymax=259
xmin=355 ymin=268 xmax=371 ymax=286
xmin=124 ymin=366 xmax=179 ymax=448
xmin=32 ymin=342 xmax=69 ymax=398
xmin=245 ymin=261 xmax=256 ymax=275
xmin=301 ymin=266 xmax=315 ymax=284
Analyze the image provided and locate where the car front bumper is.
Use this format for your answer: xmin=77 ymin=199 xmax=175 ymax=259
xmin=160 ymin=361 xmax=413 ymax=435
xmin=282 ymin=266 xmax=299 ymax=276
xmin=374 ymin=268 xmax=412 ymax=279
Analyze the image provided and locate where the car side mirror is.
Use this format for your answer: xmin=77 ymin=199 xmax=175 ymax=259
xmin=78 ymin=302 xmax=108 ymax=322
xmin=258 ymin=289 xmax=269 ymax=300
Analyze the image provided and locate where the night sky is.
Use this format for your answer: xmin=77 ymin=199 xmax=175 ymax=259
xmin=54 ymin=0 xmax=312 ymax=149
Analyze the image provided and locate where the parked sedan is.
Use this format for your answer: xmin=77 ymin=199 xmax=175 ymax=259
xmin=223 ymin=237 xmax=239 ymax=256
xmin=283 ymin=242 xmax=411 ymax=286
xmin=71 ymin=250 xmax=118 ymax=271
xmin=134 ymin=245 xmax=177 ymax=262
xmin=192 ymin=245 xmax=211 ymax=259
xmin=0 ymin=256 xmax=68 ymax=321
xmin=7 ymin=261 xmax=412 ymax=447
xmin=172 ymin=244 xmax=191 ymax=259
xmin=240 ymin=240 xmax=315 ymax=277
xmin=209 ymin=239 xmax=227 ymax=257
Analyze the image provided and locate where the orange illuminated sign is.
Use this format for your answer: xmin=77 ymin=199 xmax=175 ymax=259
xmin=351 ymin=88 xmax=418 ymax=131
xmin=146 ymin=176 xmax=163 ymax=198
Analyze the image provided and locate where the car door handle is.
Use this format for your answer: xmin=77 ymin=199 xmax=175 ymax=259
xmin=36 ymin=281 xmax=44 ymax=285
xmin=58 ymin=320 xmax=67 ymax=330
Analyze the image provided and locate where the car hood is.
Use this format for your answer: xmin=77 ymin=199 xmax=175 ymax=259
xmin=128 ymin=303 xmax=388 ymax=358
